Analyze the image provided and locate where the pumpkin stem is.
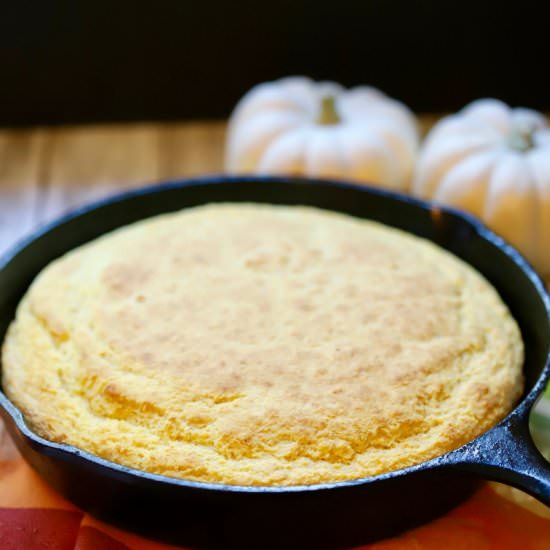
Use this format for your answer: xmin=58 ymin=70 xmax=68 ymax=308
xmin=317 ymin=95 xmax=340 ymax=125
xmin=508 ymin=122 xmax=536 ymax=152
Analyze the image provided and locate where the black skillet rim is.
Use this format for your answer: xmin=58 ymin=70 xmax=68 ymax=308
xmin=1 ymin=175 xmax=549 ymax=494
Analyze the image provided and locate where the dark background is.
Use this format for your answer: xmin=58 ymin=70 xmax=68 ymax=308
xmin=1 ymin=0 xmax=548 ymax=127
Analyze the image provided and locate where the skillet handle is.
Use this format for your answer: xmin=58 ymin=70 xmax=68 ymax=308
xmin=447 ymin=411 xmax=550 ymax=506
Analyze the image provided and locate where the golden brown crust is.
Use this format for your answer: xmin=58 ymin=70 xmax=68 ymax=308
xmin=1 ymin=204 xmax=524 ymax=486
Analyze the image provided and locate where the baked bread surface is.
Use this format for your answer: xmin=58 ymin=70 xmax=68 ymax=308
xmin=2 ymin=204 xmax=524 ymax=486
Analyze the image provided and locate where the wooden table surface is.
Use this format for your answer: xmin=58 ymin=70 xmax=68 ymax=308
xmin=0 ymin=121 xmax=230 ymax=254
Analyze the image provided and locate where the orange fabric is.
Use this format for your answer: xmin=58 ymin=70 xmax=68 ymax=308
xmin=1 ymin=439 xmax=550 ymax=549
xmin=367 ymin=488 xmax=550 ymax=550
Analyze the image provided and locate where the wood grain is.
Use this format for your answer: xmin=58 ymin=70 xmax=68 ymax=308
xmin=38 ymin=123 xmax=160 ymax=225
xmin=157 ymin=121 xmax=226 ymax=180
xmin=0 ymin=129 xmax=46 ymax=255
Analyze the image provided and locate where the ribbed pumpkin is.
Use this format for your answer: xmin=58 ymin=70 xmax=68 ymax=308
xmin=225 ymin=77 xmax=419 ymax=190
xmin=413 ymin=99 xmax=550 ymax=276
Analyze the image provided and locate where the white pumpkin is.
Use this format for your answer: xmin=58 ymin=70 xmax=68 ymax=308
xmin=225 ymin=76 xmax=419 ymax=190
xmin=413 ymin=99 xmax=550 ymax=276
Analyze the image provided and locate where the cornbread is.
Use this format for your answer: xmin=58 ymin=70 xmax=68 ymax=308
xmin=1 ymin=204 xmax=524 ymax=486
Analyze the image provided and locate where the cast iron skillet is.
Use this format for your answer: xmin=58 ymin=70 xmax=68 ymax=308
xmin=1 ymin=176 xmax=550 ymax=549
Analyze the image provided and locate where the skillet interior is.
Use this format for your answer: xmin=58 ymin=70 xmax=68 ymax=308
xmin=0 ymin=176 xmax=549 ymax=548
